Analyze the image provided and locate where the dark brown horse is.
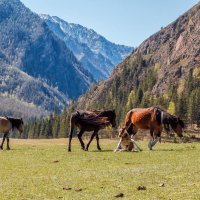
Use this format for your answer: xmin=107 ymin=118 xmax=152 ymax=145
xmin=0 ymin=116 xmax=24 ymax=150
xmin=115 ymin=106 xmax=184 ymax=151
xmin=68 ymin=110 xmax=116 ymax=152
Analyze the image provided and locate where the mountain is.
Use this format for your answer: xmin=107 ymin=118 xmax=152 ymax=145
xmin=77 ymin=2 xmax=200 ymax=124
xmin=0 ymin=65 xmax=67 ymax=118
xmin=0 ymin=0 xmax=94 ymax=117
xmin=40 ymin=15 xmax=133 ymax=81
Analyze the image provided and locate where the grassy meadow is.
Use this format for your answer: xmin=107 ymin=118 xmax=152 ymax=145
xmin=0 ymin=138 xmax=200 ymax=200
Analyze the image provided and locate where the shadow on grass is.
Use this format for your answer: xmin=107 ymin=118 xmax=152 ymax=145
xmin=91 ymin=149 xmax=114 ymax=152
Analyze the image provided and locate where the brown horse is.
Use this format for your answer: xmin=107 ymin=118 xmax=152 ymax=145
xmin=68 ymin=110 xmax=116 ymax=152
xmin=0 ymin=116 xmax=24 ymax=150
xmin=115 ymin=106 xmax=184 ymax=151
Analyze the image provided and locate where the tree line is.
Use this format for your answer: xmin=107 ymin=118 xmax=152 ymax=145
xmin=22 ymin=56 xmax=200 ymax=139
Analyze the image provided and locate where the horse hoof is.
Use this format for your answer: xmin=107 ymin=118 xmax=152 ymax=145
xmin=85 ymin=148 xmax=88 ymax=151
xmin=0 ymin=146 xmax=3 ymax=150
xmin=6 ymin=148 xmax=10 ymax=151
xmin=68 ymin=149 xmax=71 ymax=152
xmin=98 ymin=148 xmax=102 ymax=151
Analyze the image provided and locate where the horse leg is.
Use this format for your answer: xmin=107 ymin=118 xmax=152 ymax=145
xmin=151 ymin=131 xmax=161 ymax=147
xmin=96 ymin=134 xmax=101 ymax=151
xmin=85 ymin=130 xmax=98 ymax=151
xmin=77 ymin=129 xmax=85 ymax=150
xmin=129 ymin=126 xmax=142 ymax=151
xmin=6 ymin=134 xmax=10 ymax=150
xmin=149 ymin=130 xmax=162 ymax=149
xmin=148 ymin=127 xmax=154 ymax=150
xmin=150 ymin=137 xmax=159 ymax=148
xmin=114 ymin=138 xmax=122 ymax=152
xmin=130 ymin=137 xmax=142 ymax=151
xmin=0 ymin=133 xmax=8 ymax=150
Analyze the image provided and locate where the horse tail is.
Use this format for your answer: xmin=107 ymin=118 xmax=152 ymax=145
xmin=124 ymin=110 xmax=133 ymax=134
xmin=69 ymin=112 xmax=77 ymax=136
xmin=68 ymin=112 xmax=76 ymax=152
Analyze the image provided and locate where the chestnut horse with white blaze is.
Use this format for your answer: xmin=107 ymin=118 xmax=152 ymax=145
xmin=0 ymin=116 xmax=24 ymax=150
xmin=115 ymin=106 xmax=184 ymax=151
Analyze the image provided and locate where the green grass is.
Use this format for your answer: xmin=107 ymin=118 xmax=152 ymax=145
xmin=0 ymin=139 xmax=200 ymax=200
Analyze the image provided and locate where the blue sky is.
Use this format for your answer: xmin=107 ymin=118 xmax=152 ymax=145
xmin=21 ymin=0 xmax=199 ymax=47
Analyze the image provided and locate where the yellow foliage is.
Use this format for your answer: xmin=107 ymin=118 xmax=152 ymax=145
xmin=177 ymin=79 xmax=185 ymax=95
xmin=126 ymin=90 xmax=135 ymax=109
xmin=167 ymin=101 xmax=176 ymax=115
xmin=193 ymin=67 xmax=200 ymax=78
xmin=154 ymin=63 xmax=161 ymax=72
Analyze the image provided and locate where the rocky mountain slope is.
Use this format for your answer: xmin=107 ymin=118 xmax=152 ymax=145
xmin=77 ymin=2 xmax=200 ymax=123
xmin=40 ymin=15 xmax=133 ymax=81
xmin=0 ymin=65 xmax=67 ymax=118
xmin=0 ymin=0 xmax=94 ymax=117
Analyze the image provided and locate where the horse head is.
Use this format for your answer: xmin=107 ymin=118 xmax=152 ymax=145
xmin=17 ymin=118 xmax=24 ymax=134
xmin=99 ymin=110 xmax=116 ymax=128
xmin=110 ymin=110 xmax=116 ymax=128
xmin=171 ymin=116 xmax=184 ymax=138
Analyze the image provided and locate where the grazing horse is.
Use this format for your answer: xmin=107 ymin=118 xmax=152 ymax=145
xmin=115 ymin=106 xmax=184 ymax=151
xmin=0 ymin=116 xmax=24 ymax=150
xmin=68 ymin=110 xmax=116 ymax=152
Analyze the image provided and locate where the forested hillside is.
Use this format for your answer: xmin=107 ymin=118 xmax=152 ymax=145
xmin=0 ymin=0 xmax=94 ymax=118
xmin=23 ymin=2 xmax=200 ymax=138
xmin=77 ymin=2 xmax=200 ymax=124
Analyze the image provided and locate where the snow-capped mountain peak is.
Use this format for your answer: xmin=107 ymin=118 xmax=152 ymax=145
xmin=40 ymin=14 xmax=134 ymax=81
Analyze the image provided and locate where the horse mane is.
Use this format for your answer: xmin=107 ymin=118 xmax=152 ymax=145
xmin=6 ymin=117 xmax=23 ymax=130
xmin=76 ymin=114 xmax=110 ymax=127
xmin=76 ymin=110 xmax=115 ymax=119
xmin=152 ymin=107 xmax=185 ymax=129
xmin=96 ymin=110 xmax=116 ymax=118
xmin=152 ymin=106 xmax=164 ymax=125
xmin=152 ymin=106 xmax=167 ymax=112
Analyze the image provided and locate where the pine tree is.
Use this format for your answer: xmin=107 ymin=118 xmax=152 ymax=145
xmin=126 ymin=90 xmax=135 ymax=110
xmin=59 ymin=106 xmax=68 ymax=137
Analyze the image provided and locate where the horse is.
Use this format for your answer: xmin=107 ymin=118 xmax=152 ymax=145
xmin=68 ymin=110 xmax=116 ymax=152
xmin=114 ymin=128 xmax=135 ymax=152
xmin=0 ymin=116 xmax=24 ymax=150
xmin=115 ymin=106 xmax=184 ymax=151
xmin=114 ymin=127 xmax=142 ymax=152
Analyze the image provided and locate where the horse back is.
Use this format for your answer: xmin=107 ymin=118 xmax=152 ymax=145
xmin=126 ymin=107 xmax=161 ymax=130
xmin=0 ymin=117 xmax=12 ymax=132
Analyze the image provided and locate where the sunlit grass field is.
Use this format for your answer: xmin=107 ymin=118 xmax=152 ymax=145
xmin=0 ymin=138 xmax=200 ymax=200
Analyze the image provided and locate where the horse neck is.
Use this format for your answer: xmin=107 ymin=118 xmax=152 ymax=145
xmin=7 ymin=117 xmax=21 ymax=129
xmin=162 ymin=113 xmax=177 ymax=128
xmin=98 ymin=111 xmax=111 ymax=117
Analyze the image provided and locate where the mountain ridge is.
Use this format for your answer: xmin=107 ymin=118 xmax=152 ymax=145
xmin=76 ymin=2 xmax=200 ymax=124
xmin=41 ymin=14 xmax=133 ymax=81
xmin=0 ymin=0 xmax=95 ymax=117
